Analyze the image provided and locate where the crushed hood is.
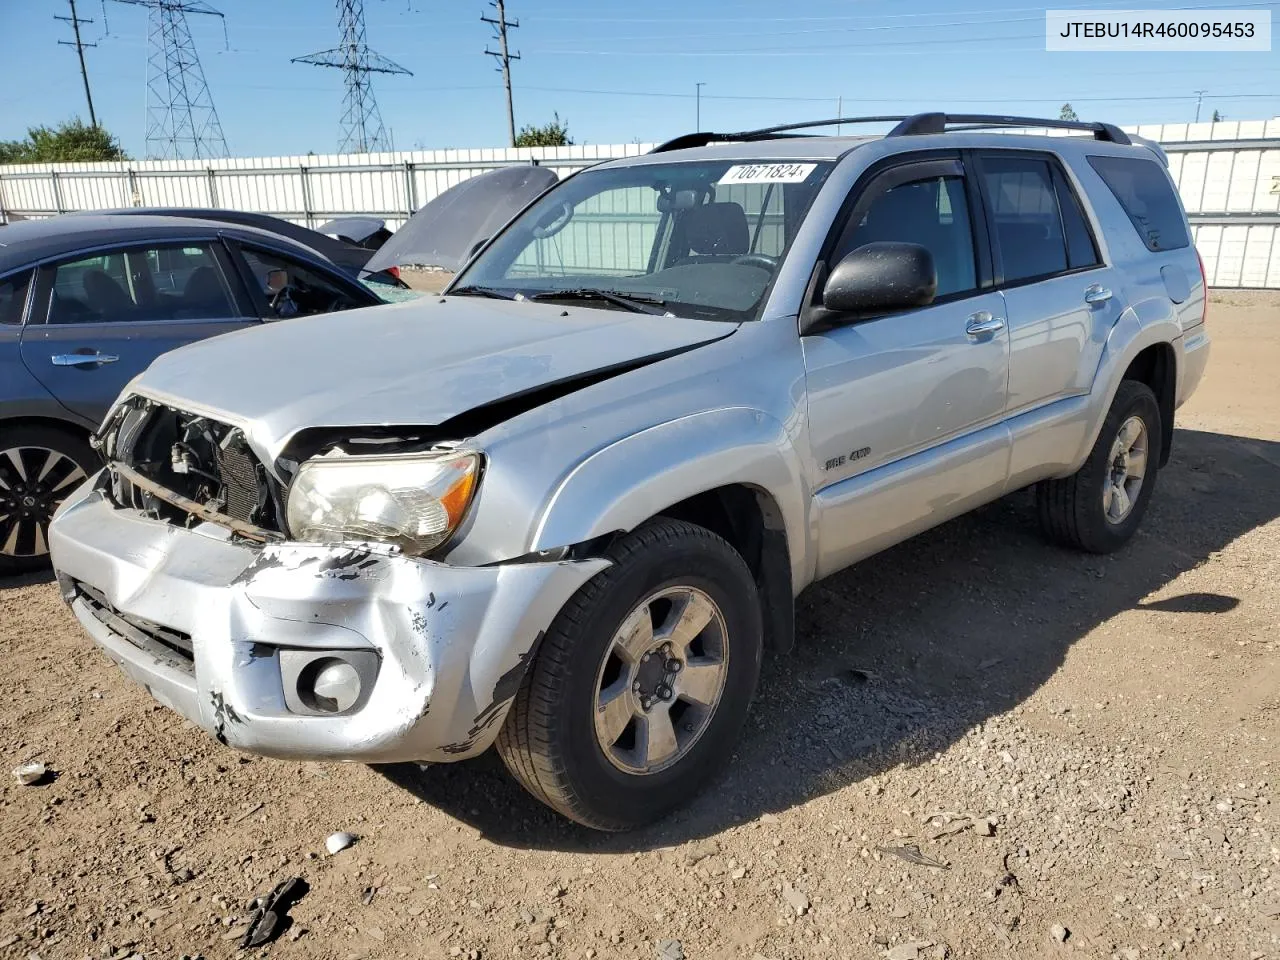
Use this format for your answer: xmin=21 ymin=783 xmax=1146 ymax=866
xmin=130 ymin=297 xmax=736 ymax=465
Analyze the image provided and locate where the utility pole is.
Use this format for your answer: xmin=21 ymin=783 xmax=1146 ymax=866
xmin=483 ymin=0 xmax=520 ymax=146
xmin=696 ymin=82 xmax=706 ymax=132
xmin=1194 ymin=89 xmax=1208 ymax=123
xmin=55 ymin=0 xmax=99 ymax=127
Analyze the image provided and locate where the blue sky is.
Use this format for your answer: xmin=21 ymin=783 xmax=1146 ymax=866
xmin=2 ymin=0 xmax=1278 ymax=157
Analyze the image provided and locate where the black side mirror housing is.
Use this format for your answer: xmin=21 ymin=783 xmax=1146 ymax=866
xmin=821 ymin=241 xmax=938 ymax=316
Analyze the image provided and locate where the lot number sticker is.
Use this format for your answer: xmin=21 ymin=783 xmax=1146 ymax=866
xmin=718 ymin=163 xmax=817 ymax=185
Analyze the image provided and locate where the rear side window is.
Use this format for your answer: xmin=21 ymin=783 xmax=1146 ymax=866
xmin=1087 ymin=155 xmax=1189 ymax=252
xmin=0 ymin=270 xmax=32 ymax=324
xmin=980 ymin=156 xmax=1068 ymax=283
xmin=1052 ymin=167 xmax=1101 ymax=269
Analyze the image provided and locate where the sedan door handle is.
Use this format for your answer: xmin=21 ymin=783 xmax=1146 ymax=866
xmin=965 ymin=311 xmax=1006 ymax=337
xmin=1085 ymin=284 xmax=1113 ymax=305
xmin=51 ymin=353 xmax=120 ymax=367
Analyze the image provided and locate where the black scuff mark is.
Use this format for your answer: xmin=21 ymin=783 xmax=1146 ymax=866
xmin=425 ymin=592 xmax=436 ymax=609
xmin=442 ymin=632 xmax=546 ymax=754
xmin=231 ymin=551 xmax=290 ymax=586
xmin=438 ymin=601 xmax=448 ymax=611
xmin=210 ymin=690 xmax=243 ymax=746
xmin=314 ymin=550 xmax=379 ymax=580
xmin=246 ymin=642 xmax=274 ymax=662
xmin=410 ymin=610 xmax=428 ymax=635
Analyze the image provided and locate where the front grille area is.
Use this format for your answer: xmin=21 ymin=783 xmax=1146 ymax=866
xmin=103 ymin=397 xmax=283 ymax=539
xmin=75 ymin=581 xmax=195 ymax=675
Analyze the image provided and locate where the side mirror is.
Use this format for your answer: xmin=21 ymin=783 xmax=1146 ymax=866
xmin=465 ymin=237 xmax=489 ymax=261
xmin=822 ymin=241 xmax=938 ymax=315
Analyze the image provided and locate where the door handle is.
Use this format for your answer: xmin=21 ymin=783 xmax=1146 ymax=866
xmin=51 ymin=353 xmax=120 ymax=367
xmin=1085 ymin=284 xmax=1113 ymax=305
xmin=965 ymin=311 xmax=1005 ymax=337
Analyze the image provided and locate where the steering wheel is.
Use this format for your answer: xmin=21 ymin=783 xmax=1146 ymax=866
xmin=269 ymin=284 xmax=300 ymax=316
xmin=730 ymin=254 xmax=778 ymax=271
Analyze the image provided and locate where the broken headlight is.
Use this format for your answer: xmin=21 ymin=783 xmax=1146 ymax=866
xmin=285 ymin=451 xmax=480 ymax=556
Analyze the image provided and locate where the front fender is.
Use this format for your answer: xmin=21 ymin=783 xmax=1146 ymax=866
xmin=530 ymin=406 xmax=812 ymax=593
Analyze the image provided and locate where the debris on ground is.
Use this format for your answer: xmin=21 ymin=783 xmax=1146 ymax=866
xmin=655 ymin=938 xmax=684 ymax=960
xmin=240 ymin=876 xmax=309 ymax=948
xmin=781 ymin=882 xmax=810 ymax=916
xmin=876 ymin=844 xmax=950 ymax=870
xmin=1050 ymin=923 xmax=1070 ymax=943
xmin=325 ymin=831 xmax=357 ymax=855
xmin=13 ymin=761 xmax=47 ymax=785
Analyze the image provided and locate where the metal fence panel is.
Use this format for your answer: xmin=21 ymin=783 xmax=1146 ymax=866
xmin=3 ymin=131 xmax=1280 ymax=287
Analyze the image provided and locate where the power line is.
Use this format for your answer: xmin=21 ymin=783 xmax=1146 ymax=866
xmin=110 ymin=1 xmax=229 ymax=160
xmin=54 ymin=0 xmax=98 ymax=127
xmin=482 ymin=0 xmax=520 ymax=146
xmin=293 ymin=0 xmax=412 ymax=154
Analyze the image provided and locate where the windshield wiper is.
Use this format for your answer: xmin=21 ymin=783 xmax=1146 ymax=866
xmin=528 ymin=288 xmax=670 ymax=316
xmin=448 ymin=285 xmax=518 ymax=300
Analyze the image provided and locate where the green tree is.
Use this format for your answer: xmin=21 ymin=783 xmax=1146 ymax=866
xmin=0 ymin=119 xmax=127 ymax=164
xmin=1212 ymin=109 xmax=1224 ymax=123
xmin=1059 ymin=103 xmax=1079 ymax=121
xmin=514 ymin=113 xmax=573 ymax=147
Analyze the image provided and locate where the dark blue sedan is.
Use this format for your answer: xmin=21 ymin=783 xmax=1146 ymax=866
xmin=0 ymin=213 xmax=385 ymax=572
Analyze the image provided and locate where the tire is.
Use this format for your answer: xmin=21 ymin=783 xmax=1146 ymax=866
xmin=0 ymin=425 xmax=98 ymax=575
xmin=495 ymin=518 xmax=763 ymax=831
xmin=1036 ymin=379 xmax=1162 ymax=554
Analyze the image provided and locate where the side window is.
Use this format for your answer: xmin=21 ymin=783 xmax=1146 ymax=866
xmin=0 ymin=270 xmax=32 ymax=325
xmin=46 ymin=243 xmax=235 ymax=325
xmin=838 ymin=175 xmax=978 ymax=298
xmin=1052 ymin=166 xmax=1101 ymax=269
xmin=980 ymin=156 xmax=1069 ymax=284
xmin=238 ymin=247 xmax=364 ymax=318
xmin=1087 ymin=155 xmax=1190 ymax=252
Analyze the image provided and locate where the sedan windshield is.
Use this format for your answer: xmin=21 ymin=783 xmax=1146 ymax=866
xmin=452 ymin=159 xmax=834 ymax=322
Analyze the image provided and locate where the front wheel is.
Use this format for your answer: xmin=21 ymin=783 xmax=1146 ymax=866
xmin=0 ymin=426 xmax=97 ymax=575
xmin=496 ymin=519 xmax=763 ymax=831
xmin=1036 ymin=379 xmax=1162 ymax=553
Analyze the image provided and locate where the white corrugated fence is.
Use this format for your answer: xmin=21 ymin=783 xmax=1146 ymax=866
xmin=2 ymin=121 xmax=1279 ymax=287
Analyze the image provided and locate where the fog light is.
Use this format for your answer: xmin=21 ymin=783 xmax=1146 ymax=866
xmin=304 ymin=658 xmax=362 ymax=714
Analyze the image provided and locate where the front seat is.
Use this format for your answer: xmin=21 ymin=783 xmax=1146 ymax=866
xmin=677 ymin=201 xmax=750 ymax=262
xmin=181 ymin=266 xmax=227 ymax=317
xmin=81 ymin=268 xmax=134 ymax=320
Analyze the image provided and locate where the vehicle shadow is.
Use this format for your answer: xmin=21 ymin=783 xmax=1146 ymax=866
xmin=368 ymin=429 xmax=1276 ymax=850
xmin=0 ymin=568 xmax=55 ymax=590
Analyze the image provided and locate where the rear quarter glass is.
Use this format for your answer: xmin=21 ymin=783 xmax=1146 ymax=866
xmin=1086 ymin=155 xmax=1191 ymax=253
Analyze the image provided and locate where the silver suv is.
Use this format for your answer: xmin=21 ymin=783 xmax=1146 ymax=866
xmin=49 ymin=113 xmax=1209 ymax=831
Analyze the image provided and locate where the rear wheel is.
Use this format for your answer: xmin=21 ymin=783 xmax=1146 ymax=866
xmin=1036 ymin=380 xmax=1162 ymax=553
xmin=496 ymin=518 xmax=763 ymax=831
xmin=0 ymin=426 xmax=97 ymax=575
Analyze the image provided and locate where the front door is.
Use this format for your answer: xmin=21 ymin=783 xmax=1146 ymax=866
xmin=19 ymin=240 xmax=257 ymax=425
xmin=801 ymin=159 xmax=1011 ymax=577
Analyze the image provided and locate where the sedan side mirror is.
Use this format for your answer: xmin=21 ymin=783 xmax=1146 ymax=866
xmin=822 ymin=241 xmax=938 ymax=316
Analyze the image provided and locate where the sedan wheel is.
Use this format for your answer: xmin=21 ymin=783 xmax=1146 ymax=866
xmin=0 ymin=428 xmax=96 ymax=574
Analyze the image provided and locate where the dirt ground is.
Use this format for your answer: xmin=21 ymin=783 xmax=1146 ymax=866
xmin=2 ymin=292 xmax=1277 ymax=960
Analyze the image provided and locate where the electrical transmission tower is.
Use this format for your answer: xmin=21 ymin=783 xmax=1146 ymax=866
xmin=482 ymin=0 xmax=520 ymax=146
xmin=55 ymin=0 xmax=99 ymax=127
xmin=293 ymin=1 xmax=413 ymax=154
xmin=111 ymin=0 xmax=229 ymax=160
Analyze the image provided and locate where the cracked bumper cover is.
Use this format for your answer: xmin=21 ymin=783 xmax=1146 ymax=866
xmin=48 ymin=480 xmax=608 ymax=763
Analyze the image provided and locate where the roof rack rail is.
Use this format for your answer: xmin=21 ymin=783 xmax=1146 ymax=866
xmin=649 ymin=111 xmax=1130 ymax=154
xmin=888 ymin=112 xmax=1131 ymax=145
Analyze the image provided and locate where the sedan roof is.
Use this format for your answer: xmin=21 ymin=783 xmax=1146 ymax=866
xmin=0 ymin=213 xmax=327 ymax=275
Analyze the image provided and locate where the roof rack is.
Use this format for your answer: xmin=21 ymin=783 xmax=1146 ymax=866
xmin=649 ymin=111 xmax=1130 ymax=154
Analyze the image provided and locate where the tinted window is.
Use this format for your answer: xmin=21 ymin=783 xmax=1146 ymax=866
xmin=1088 ymin=155 xmax=1189 ymax=252
xmin=838 ymin=175 xmax=977 ymax=298
xmin=47 ymin=243 xmax=235 ymax=325
xmin=981 ymin=157 xmax=1069 ymax=283
xmin=1053 ymin=167 xmax=1101 ymax=269
xmin=0 ymin=270 xmax=31 ymax=324
xmin=239 ymin=247 xmax=364 ymax=319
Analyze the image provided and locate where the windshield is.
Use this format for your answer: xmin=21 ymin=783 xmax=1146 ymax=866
xmin=452 ymin=159 xmax=834 ymax=322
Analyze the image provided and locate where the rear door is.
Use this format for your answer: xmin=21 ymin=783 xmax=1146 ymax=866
xmin=971 ymin=150 xmax=1126 ymax=416
xmin=18 ymin=239 xmax=257 ymax=425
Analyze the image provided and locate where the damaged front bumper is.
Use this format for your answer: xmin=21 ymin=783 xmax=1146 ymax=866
xmin=48 ymin=479 xmax=607 ymax=763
